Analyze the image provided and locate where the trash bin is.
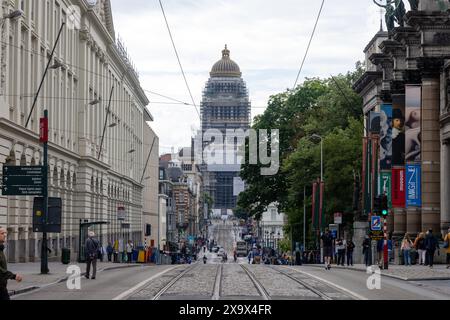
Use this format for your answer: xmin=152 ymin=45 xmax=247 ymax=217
xmin=61 ymin=248 xmax=70 ymax=265
xmin=132 ymin=249 xmax=139 ymax=262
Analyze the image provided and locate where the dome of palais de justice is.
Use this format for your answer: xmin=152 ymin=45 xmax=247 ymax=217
xmin=210 ymin=45 xmax=242 ymax=78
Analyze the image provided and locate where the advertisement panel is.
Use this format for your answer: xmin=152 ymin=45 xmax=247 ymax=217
xmin=369 ymin=112 xmax=380 ymax=134
xmin=392 ymin=95 xmax=405 ymax=166
xmin=406 ymin=164 xmax=421 ymax=207
xmin=380 ymin=104 xmax=393 ymax=169
xmin=379 ymin=172 xmax=392 ymax=208
xmin=405 ymin=86 xmax=421 ymax=162
xmin=391 ymin=168 xmax=405 ymax=208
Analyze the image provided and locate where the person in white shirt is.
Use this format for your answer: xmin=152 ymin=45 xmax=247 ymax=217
xmin=126 ymin=240 xmax=134 ymax=263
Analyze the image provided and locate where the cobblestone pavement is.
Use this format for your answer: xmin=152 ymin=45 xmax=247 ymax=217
xmin=125 ymin=263 xmax=357 ymax=300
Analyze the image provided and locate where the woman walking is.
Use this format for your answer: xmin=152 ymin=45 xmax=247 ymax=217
xmin=414 ymin=233 xmax=426 ymax=265
xmin=401 ymin=233 xmax=413 ymax=266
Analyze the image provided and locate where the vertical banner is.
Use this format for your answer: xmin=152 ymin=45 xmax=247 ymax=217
xmin=379 ymin=172 xmax=392 ymax=208
xmin=405 ymin=86 xmax=421 ymax=162
xmin=392 ymin=96 xmax=405 ymax=166
xmin=362 ymin=138 xmax=369 ymax=215
xmin=319 ymin=181 xmax=325 ymax=229
xmin=406 ymin=164 xmax=421 ymax=207
xmin=372 ymin=137 xmax=379 ymax=213
xmin=312 ymin=181 xmax=317 ymax=229
xmin=392 ymin=168 xmax=406 ymax=208
xmin=380 ymin=104 xmax=393 ymax=169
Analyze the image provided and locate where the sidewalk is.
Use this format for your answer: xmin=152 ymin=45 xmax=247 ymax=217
xmin=7 ymin=261 xmax=146 ymax=296
xmin=305 ymin=263 xmax=450 ymax=281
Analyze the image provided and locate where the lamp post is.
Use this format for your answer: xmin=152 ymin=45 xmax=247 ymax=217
xmin=310 ymin=134 xmax=324 ymax=262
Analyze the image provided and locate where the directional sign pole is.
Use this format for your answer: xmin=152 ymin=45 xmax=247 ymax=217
xmin=40 ymin=110 xmax=49 ymax=275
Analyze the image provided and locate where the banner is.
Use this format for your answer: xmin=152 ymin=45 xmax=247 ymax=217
xmin=392 ymin=168 xmax=405 ymax=208
xmin=319 ymin=181 xmax=325 ymax=229
xmin=406 ymin=164 xmax=421 ymax=207
xmin=405 ymin=86 xmax=421 ymax=162
xmin=380 ymin=104 xmax=393 ymax=169
xmin=312 ymin=181 xmax=318 ymax=229
xmin=379 ymin=172 xmax=392 ymax=208
xmin=392 ymin=95 xmax=405 ymax=166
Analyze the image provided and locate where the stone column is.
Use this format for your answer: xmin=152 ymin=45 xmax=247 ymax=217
xmin=421 ymin=76 xmax=441 ymax=232
xmin=441 ymin=140 xmax=450 ymax=233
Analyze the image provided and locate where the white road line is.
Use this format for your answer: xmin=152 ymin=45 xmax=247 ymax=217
xmin=112 ymin=266 xmax=179 ymax=300
xmin=285 ymin=266 xmax=368 ymax=301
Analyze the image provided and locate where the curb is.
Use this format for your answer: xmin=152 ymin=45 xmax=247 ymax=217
xmin=9 ymin=263 xmax=148 ymax=297
xmin=304 ymin=264 xmax=450 ymax=281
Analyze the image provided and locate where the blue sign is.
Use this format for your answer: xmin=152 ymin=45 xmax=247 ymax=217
xmin=331 ymin=230 xmax=337 ymax=239
xmin=406 ymin=164 xmax=421 ymax=207
xmin=371 ymin=216 xmax=382 ymax=231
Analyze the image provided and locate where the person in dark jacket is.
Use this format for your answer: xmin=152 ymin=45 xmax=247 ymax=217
xmin=346 ymin=239 xmax=355 ymax=266
xmin=362 ymin=236 xmax=372 ymax=267
xmin=0 ymin=227 xmax=22 ymax=300
xmin=85 ymin=231 xmax=100 ymax=279
xmin=424 ymin=229 xmax=439 ymax=268
xmin=106 ymin=242 xmax=113 ymax=262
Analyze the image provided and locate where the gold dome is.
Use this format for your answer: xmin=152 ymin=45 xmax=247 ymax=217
xmin=210 ymin=45 xmax=242 ymax=78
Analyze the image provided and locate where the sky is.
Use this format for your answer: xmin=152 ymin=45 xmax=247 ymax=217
xmin=109 ymin=0 xmax=402 ymax=154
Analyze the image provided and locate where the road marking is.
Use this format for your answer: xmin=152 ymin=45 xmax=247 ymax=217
xmin=112 ymin=266 xmax=179 ymax=300
xmin=212 ymin=264 xmax=223 ymax=300
xmin=285 ymin=266 xmax=368 ymax=300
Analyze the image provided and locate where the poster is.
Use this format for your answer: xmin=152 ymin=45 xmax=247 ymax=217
xmin=392 ymin=96 xmax=405 ymax=166
xmin=405 ymin=86 xmax=421 ymax=162
xmin=391 ymin=168 xmax=405 ymax=208
xmin=379 ymin=172 xmax=392 ymax=208
xmin=369 ymin=112 xmax=380 ymax=134
xmin=406 ymin=164 xmax=421 ymax=207
xmin=380 ymin=104 xmax=392 ymax=169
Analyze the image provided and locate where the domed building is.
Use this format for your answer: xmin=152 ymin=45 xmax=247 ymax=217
xmin=200 ymin=46 xmax=251 ymax=214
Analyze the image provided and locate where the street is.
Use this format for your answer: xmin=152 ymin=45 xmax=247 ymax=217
xmin=11 ymin=220 xmax=450 ymax=301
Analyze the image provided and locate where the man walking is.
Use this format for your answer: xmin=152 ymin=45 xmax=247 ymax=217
xmin=126 ymin=240 xmax=134 ymax=263
xmin=106 ymin=242 xmax=113 ymax=262
xmin=85 ymin=231 xmax=100 ymax=280
xmin=424 ymin=229 xmax=439 ymax=268
xmin=321 ymin=229 xmax=333 ymax=270
xmin=0 ymin=227 xmax=22 ymax=300
xmin=346 ymin=239 xmax=355 ymax=266
xmin=362 ymin=235 xmax=372 ymax=267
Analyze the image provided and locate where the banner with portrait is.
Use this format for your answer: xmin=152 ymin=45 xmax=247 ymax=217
xmin=369 ymin=112 xmax=380 ymax=134
xmin=379 ymin=104 xmax=392 ymax=169
xmin=406 ymin=164 xmax=421 ymax=207
xmin=405 ymin=86 xmax=421 ymax=162
xmin=391 ymin=168 xmax=405 ymax=208
xmin=392 ymin=95 xmax=405 ymax=166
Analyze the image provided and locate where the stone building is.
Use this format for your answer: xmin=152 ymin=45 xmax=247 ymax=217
xmin=354 ymin=0 xmax=450 ymax=241
xmin=200 ymin=46 xmax=250 ymax=215
xmin=0 ymin=0 xmax=158 ymax=262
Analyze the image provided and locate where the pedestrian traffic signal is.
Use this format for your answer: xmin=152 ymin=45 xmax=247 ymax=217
xmin=381 ymin=195 xmax=388 ymax=216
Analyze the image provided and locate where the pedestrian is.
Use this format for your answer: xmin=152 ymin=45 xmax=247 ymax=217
xmin=443 ymin=227 xmax=450 ymax=269
xmin=376 ymin=239 xmax=384 ymax=266
xmin=424 ymin=229 xmax=439 ymax=268
xmin=295 ymin=249 xmax=302 ymax=266
xmin=126 ymin=240 xmax=134 ymax=263
xmin=0 ymin=227 xmax=23 ymax=300
xmin=321 ymin=229 xmax=333 ymax=270
xmin=336 ymin=239 xmax=346 ymax=266
xmin=414 ymin=232 xmax=426 ymax=265
xmin=346 ymin=239 xmax=355 ymax=266
xmin=106 ymin=242 xmax=113 ymax=262
xmin=85 ymin=231 xmax=100 ymax=280
xmin=401 ymin=233 xmax=413 ymax=266
xmin=362 ymin=235 xmax=371 ymax=267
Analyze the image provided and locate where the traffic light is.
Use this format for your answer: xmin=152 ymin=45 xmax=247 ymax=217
xmin=381 ymin=194 xmax=389 ymax=216
xmin=373 ymin=195 xmax=381 ymax=215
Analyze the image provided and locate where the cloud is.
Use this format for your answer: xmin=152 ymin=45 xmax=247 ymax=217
xmin=110 ymin=0 xmax=381 ymax=152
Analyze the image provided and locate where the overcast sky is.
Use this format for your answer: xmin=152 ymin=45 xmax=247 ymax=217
xmin=109 ymin=0 xmax=402 ymax=154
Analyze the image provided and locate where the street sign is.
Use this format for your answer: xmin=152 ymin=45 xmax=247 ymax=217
xmin=33 ymin=197 xmax=62 ymax=233
xmin=2 ymin=166 xmax=45 ymax=196
xmin=2 ymin=185 xmax=44 ymax=196
xmin=117 ymin=206 xmax=126 ymax=220
xmin=371 ymin=216 xmax=382 ymax=231
xmin=329 ymin=224 xmax=338 ymax=239
xmin=334 ymin=212 xmax=342 ymax=224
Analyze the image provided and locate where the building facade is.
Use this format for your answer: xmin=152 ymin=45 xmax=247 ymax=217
xmin=200 ymin=46 xmax=250 ymax=215
xmin=0 ymin=0 xmax=158 ymax=262
xmin=260 ymin=203 xmax=286 ymax=250
xmin=354 ymin=1 xmax=450 ymax=243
